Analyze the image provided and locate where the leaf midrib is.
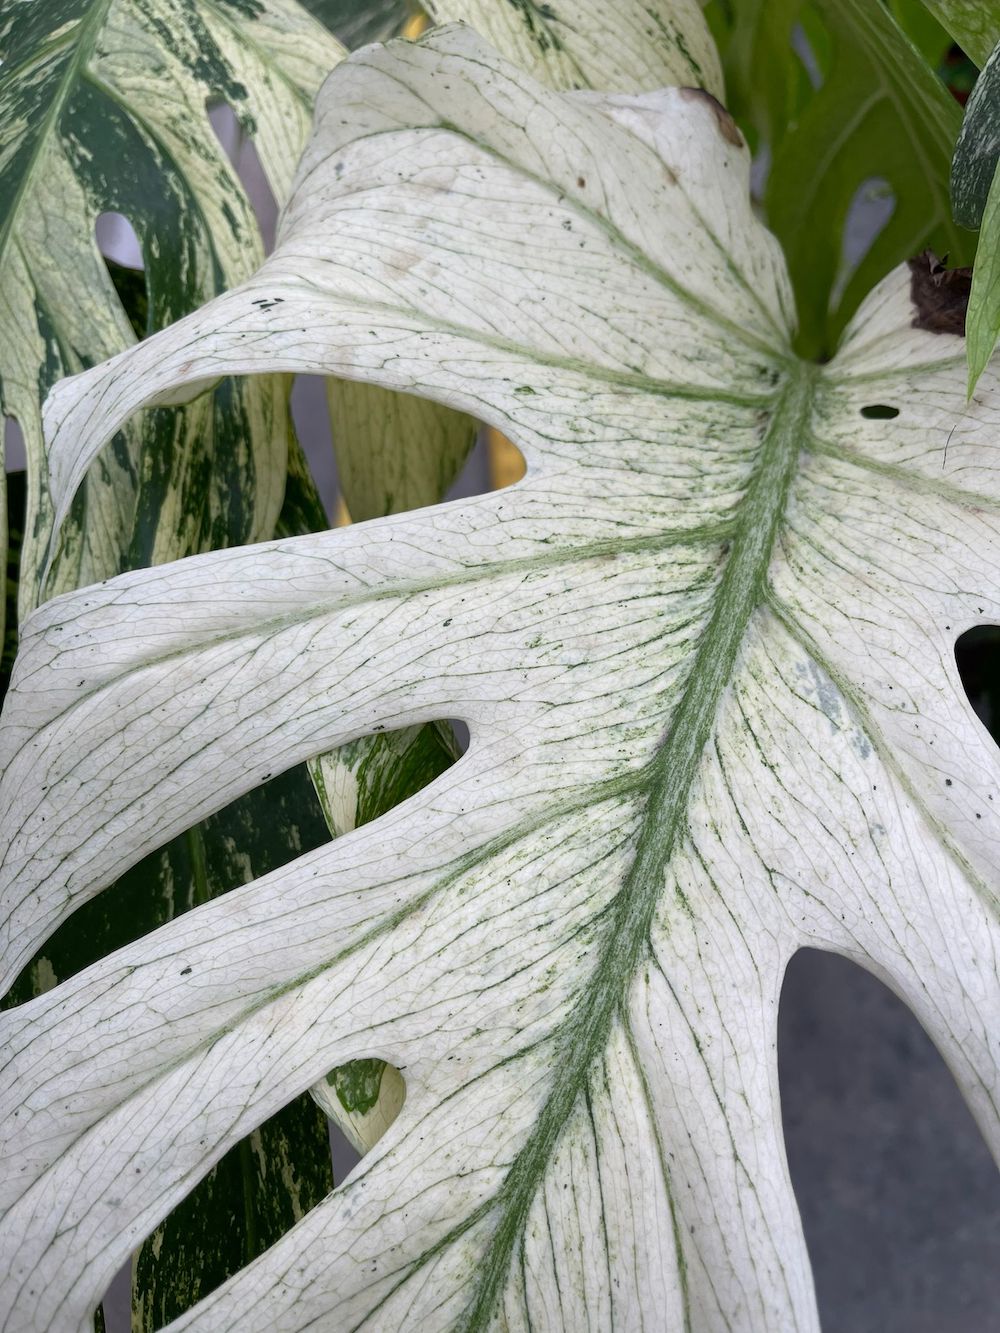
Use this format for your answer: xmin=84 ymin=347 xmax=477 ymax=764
xmin=3 ymin=365 xmax=818 ymax=1317
xmin=457 ymin=360 xmax=818 ymax=1328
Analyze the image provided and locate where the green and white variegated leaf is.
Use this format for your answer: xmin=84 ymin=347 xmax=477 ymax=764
xmin=327 ymin=379 xmax=476 ymax=521
xmin=952 ymin=36 xmax=1000 ymax=230
xmin=3 ymin=27 xmax=1000 ymax=1331
xmin=301 ymin=0 xmax=419 ymax=48
xmin=919 ymin=0 xmax=1000 ymax=67
xmin=0 ymin=0 xmax=343 ymax=626
xmin=424 ymin=0 xmax=723 ymax=95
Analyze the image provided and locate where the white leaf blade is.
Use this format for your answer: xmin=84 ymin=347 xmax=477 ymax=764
xmin=327 ymin=0 xmax=728 ymax=538
xmin=39 ymin=30 xmax=792 ymax=539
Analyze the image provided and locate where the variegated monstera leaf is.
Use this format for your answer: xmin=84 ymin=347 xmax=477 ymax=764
xmin=2 ymin=25 xmax=999 ymax=1332
xmin=0 ymin=0 xmax=342 ymax=625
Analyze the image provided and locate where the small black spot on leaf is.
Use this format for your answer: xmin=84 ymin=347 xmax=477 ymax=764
xmin=860 ymin=404 xmax=900 ymax=420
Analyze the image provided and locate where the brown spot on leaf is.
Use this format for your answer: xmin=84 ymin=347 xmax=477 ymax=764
xmin=908 ymin=250 xmax=972 ymax=336
xmin=576 ymin=175 xmax=586 ymax=188
xmin=678 ymin=87 xmax=743 ymax=148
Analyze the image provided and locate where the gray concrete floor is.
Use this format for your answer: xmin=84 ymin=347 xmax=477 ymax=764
xmin=780 ymin=950 xmax=1000 ymax=1331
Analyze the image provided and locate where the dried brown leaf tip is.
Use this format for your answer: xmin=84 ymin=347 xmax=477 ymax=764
xmin=678 ymin=87 xmax=743 ymax=148
xmin=908 ymin=249 xmax=972 ymax=336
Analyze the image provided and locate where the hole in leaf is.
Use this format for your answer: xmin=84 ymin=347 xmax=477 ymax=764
xmin=831 ymin=177 xmax=896 ymax=314
xmin=95 ymin=212 xmax=148 ymax=340
xmin=207 ymin=99 xmax=242 ymax=165
xmin=207 ymin=100 xmax=279 ymax=252
xmin=312 ymin=1057 xmax=406 ymax=1164
xmin=310 ymin=721 xmax=461 ymax=839
xmin=96 ymin=1269 xmax=129 ymax=1333
xmin=2 ymin=436 xmax=26 ymax=704
xmin=292 ymin=372 xmax=526 ymax=528
xmin=123 ymin=1084 xmax=336 ymax=1326
xmin=95 ymin=211 xmax=143 ymax=269
xmin=1 ymin=763 xmax=332 ymax=1006
xmin=447 ymin=716 xmax=471 ymax=755
xmin=485 ymin=424 xmax=527 ymax=489
xmin=791 ymin=19 xmax=826 ymax=90
xmin=779 ymin=949 xmax=1000 ymax=1329
xmin=4 ymin=413 xmax=26 ymax=472
xmin=955 ymin=626 xmax=1000 ymax=740
xmin=291 ymin=374 xmax=338 ymax=521
xmin=310 ymin=721 xmax=458 ymax=1150
xmin=860 ymin=404 xmax=900 ymax=420
xmin=750 ymin=140 xmax=771 ymax=204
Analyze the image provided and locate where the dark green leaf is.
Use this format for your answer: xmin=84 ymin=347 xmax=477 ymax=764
xmin=768 ymin=0 xmax=968 ymax=358
xmin=918 ymin=0 xmax=1000 ymax=66
xmin=965 ymin=156 xmax=1000 ymax=391
xmin=889 ymin=0 xmax=952 ymax=67
xmin=952 ymin=37 xmax=1000 ymax=228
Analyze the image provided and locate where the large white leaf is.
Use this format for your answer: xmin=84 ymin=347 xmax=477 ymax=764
xmin=2 ymin=26 xmax=999 ymax=1332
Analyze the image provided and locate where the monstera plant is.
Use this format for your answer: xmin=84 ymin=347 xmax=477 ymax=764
xmin=1 ymin=1 xmax=999 ymax=1330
